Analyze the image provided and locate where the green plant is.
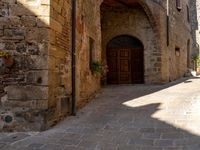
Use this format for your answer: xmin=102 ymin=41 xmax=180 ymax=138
xmin=90 ymin=61 xmax=101 ymax=74
xmin=0 ymin=51 xmax=10 ymax=58
xmin=192 ymin=54 xmax=200 ymax=67
xmin=90 ymin=61 xmax=109 ymax=75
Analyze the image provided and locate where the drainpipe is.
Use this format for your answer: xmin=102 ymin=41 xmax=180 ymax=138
xmin=166 ymin=0 xmax=169 ymax=46
xmin=71 ymin=0 xmax=76 ymax=116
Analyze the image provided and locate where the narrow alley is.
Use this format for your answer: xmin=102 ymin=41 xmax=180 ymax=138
xmin=1 ymin=77 xmax=200 ymax=150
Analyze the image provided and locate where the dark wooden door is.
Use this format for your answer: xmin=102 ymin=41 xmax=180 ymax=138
xmin=132 ymin=48 xmax=144 ymax=84
xmin=107 ymin=49 xmax=118 ymax=84
xmin=107 ymin=48 xmax=144 ymax=84
xmin=118 ymin=49 xmax=132 ymax=84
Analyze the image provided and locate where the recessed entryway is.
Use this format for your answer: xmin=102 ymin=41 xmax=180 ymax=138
xmin=106 ymin=35 xmax=144 ymax=84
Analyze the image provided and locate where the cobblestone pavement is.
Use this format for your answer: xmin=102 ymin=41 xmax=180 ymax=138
xmin=1 ymin=77 xmax=200 ymax=150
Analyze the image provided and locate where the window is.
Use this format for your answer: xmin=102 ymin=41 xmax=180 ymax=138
xmin=89 ymin=37 xmax=95 ymax=69
xmin=175 ymin=47 xmax=180 ymax=57
xmin=176 ymin=0 xmax=182 ymax=11
xmin=187 ymin=40 xmax=190 ymax=68
xmin=186 ymin=5 xmax=190 ymax=23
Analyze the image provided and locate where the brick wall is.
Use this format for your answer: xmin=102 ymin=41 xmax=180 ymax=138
xmin=46 ymin=0 xmax=71 ymax=128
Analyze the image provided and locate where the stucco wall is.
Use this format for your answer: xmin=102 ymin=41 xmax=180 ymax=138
xmin=76 ymin=0 xmax=101 ymax=108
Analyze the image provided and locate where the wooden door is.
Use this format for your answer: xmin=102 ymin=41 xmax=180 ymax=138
xmin=118 ymin=49 xmax=132 ymax=84
xmin=107 ymin=49 xmax=132 ymax=84
xmin=107 ymin=48 xmax=144 ymax=84
xmin=132 ymin=48 xmax=144 ymax=83
xmin=107 ymin=49 xmax=118 ymax=84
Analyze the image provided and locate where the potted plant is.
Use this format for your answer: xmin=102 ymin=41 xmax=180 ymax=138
xmin=192 ymin=54 xmax=200 ymax=75
xmin=90 ymin=61 xmax=109 ymax=85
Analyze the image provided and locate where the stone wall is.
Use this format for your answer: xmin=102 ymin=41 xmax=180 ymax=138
xmin=168 ymin=0 xmax=192 ymax=80
xmin=0 ymin=0 xmax=102 ymax=131
xmin=101 ymin=6 xmax=161 ymax=83
xmin=0 ymin=0 xmax=49 ymax=131
xmin=0 ymin=0 xmax=196 ymax=131
xmin=190 ymin=0 xmax=199 ymax=56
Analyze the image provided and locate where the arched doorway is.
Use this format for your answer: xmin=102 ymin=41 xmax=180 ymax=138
xmin=106 ymin=35 xmax=144 ymax=84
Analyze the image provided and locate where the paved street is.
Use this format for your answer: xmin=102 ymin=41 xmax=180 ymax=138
xmin=1 ymin=77 xmax=200 ymax=150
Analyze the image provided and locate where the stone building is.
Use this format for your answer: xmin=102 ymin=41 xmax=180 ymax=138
xmin=0 ymin=0 xmax=196 ymax=131
xmin=191 ymin=0 xmax=200 ymax=54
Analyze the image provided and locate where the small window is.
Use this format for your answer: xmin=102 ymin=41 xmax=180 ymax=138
xmin=89 ymin=37 xmax=95 ymax=69
xmin=187 ymin=40 xmax=190 ymax=68
xmin=176 ymin=0 xmax=182 ymax=11
xmin=186 ymin=5 xmax=190 ymax=22
xmin=175 ymin=47 xmax=180 ymax=57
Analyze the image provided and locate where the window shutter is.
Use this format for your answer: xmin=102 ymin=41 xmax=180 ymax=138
xmin=176 ymin=0 xmax=182 ymax=11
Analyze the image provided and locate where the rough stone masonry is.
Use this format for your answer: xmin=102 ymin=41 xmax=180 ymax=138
xmin=0 ymin=0 xmax=198 ymax=131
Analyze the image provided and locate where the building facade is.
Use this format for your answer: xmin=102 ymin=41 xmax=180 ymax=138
xmin=191 ymin=0 xmax=200 ymax=54
xmin=0 ymin=0 xmax=196 ymax=131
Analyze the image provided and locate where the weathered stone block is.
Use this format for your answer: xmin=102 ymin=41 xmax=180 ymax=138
xmin=0 ymin=9 xmax=9 ymax=17
xmin=26 ymin=70 xmax=48 ymax=86
xmin=4 ymin=99 xmax=48 ymax=110
xmin=3 ymin=28 xmax=25 ymax=40
xmin=41 ymin=0 xmax=50 ymax=5
xmin=25 ymin=27 xmax=49 ymax=42
xmin=9 ymin=4 xmax=36 ymax=16
xmin=27 ymin=42 xmax=39 ymax=55
xmin=0 ymin=30 xmax=3 ymax=36
xmin=37 ymin=16 xmax=50 ymax=27
xmin=30 ymin=5 xmax=50 ymax=17
xmin=5 ymin=42 xmax=15 ymax=50
xmin=0 ymin=17 xmax=9 ymax=26
xmin=6 ymin=17 xmax=21 ymax=28
xmin=0 ymin=43 xmax=5 ymax=50
xmin=38 ymin=42 xmax=48 ymax=55
xmin=0 ymin=58 xmax=6 ymax=74
xmin=16 ymin=43 xmax=26 ymax=53
xmin=5 ymin=85 xmax=48 ymax=100
xmin=2 ymin=0 xmax=16 ymax=4
xmin=21 ymin=16 xmax=36 ymax=27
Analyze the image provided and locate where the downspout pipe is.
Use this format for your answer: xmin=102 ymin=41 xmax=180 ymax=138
xmin=71 ymin=0 xmax=76 ymax=116
xmin=166 ymin=0 xmax=169 ymax=46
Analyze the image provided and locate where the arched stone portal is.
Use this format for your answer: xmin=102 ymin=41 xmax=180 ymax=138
xmin=107 ymin=35 xmax=144 ymax=84
xmin=101 ymin=0 xmax=162 ymax=84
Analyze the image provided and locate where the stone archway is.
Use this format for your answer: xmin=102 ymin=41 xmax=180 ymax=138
xmin=101 ymin=0 xmax=161 ymax=84
xmin=107 ymin=35 xmax=144 ymax=84
xmin=100 ymin=0 xmax=161 ymax=50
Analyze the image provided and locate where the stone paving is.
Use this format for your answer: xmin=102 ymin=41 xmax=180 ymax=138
xmin=1 ymin=77 xmax=200 ymax=150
